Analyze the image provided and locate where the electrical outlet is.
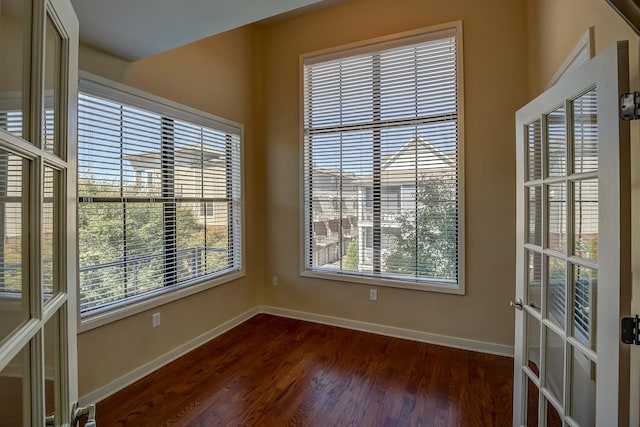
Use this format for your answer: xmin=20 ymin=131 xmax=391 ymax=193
xmin=369 ymin=289 xmax=377 ymax=301
xmin=152 ymin=312 xmax=161 ymax=328
xmin=272 ymin=276 xmax=279 ymax=286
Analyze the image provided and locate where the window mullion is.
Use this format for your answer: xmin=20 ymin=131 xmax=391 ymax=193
xmin=338 ymin=63 xmax=344 ymax=269
xmin=161 ymin=117 xmax=176 ymax=287
xmin=306 ymin=69 xmax=314 ymax=270
xmin=413 ymin=49 xmax=419 ymax=277
xmin=120 ymin=105 xmax=129 ymax=298
xmin=339 ymin=134 xmax=344 ymax=269
xmin=0 ymin=151 xmax=7 ymax=290
xmin=201 ymin=128 xmax=206 ymax=276
xmin=225 ymin=134 xmax=233 ymax=268
xmin=372 ymin=54 xmax=382 ymax=274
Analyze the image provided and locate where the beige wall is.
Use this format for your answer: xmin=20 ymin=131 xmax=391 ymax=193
xmin=261 ymin=0 xmax=528 ymax=346
xmin=80 ymin=0 xmax=640 ymax=400
xmin=526 ymin=0 xmax=639 ymax=97
xmin=76 ymin=26 xmax=267 ymax=396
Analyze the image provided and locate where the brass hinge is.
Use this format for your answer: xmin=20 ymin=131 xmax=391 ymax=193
xmin=621 ymin=315 xmax=640 ymax=345
xmin=621 ymin=92 xmax=640 ymax=120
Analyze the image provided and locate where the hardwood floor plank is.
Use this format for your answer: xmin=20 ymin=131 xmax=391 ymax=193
xmin=95 ymin=314 xmax=513 ymax=426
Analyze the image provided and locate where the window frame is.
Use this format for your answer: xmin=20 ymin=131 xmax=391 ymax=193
xmin=78 ymin=72 xmax=245 ymax=331
xmin=299 ymin=22 xmax=465 ymax=295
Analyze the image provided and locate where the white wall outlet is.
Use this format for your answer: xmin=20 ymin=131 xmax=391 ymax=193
xmin=152 ymin=312 xmax=161 ymax=328
xmin=369 ymin=289 xmax=378 ymax=301
xmin=272 ymin=276 xmax=279 ymax=286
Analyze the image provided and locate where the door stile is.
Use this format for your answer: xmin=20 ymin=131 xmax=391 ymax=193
xmin=514 ymin=117 xmax=527 ymax=425
xmin=53 ymin=0 xmax=80 ymax=416
xmin=29 ymin=0 xmax=46 ymax=152
xmin=594 ymin=42 xmax=631 ymax=427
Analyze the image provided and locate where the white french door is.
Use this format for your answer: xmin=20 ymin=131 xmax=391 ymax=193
xmin=514 ymin=41 xmax=631 ymax=426
xmin=0 ymin=0 xmax=80 ymax=426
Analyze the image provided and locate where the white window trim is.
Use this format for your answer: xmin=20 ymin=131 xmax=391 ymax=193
xmin=77 ymin=71 xmax=246 ymax=332
xmin=298 ymin=21 xmax=466 ymax=295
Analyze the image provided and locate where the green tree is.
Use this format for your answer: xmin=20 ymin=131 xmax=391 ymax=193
xmin=78 ymin=178 xmax=230 ymax=310
xmin=383 ymin=176 xmax=457 ymax=280
xmin=344 ymin=240 xmax=358 ymax=270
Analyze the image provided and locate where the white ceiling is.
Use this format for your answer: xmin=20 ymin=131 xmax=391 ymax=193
xmin=70 ymin=0 xmax=325 ymax=61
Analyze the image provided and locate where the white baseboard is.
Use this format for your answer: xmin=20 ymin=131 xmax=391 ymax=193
xmin=260 ymin=305 xmax=514 ymax=357
xmin=81 ymin=305 xmax=513 ymax=405
xmin=79 ymin=306 xmax=260 ymax=406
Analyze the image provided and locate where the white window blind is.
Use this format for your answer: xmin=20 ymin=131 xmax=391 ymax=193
xmin=78 ymin=83 xmax=242 ymax=316
xmin=303 ymin=25 xmax=463 ymax=289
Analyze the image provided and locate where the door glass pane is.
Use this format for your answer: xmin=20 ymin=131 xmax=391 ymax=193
xmin=545 ymin=326 xmax=565 ymax=405
xmin=0 ymin=0 xmax=26 ymax=139
xmin=548 ymin=183 xmax=566 ymax=252
xmin=527 ymin=186 xmax=542 ymax=246
xmin=570 ymin=345 xmax=596 ymax=427
xmin=573 ymin=265 xmax=597 ymax=350
xmin=0 ymin=152 xmax=25 ymax=346
xmin=547 ymin=257 xmax=566 ymax=331
xmin=527 ymin=120 xmax=542 ymax=181
xmin=546 ymin=398 xmax=563 ymax=427
xmin=43 ymin=166 xmax=55 ymax=302
xmin=0 ymin=344 xmax=28 ymax=425
xmin=573 ymin=179 xmax=598 ymax=261
xmin=527 ymin=250 xmax=541 ymax=311
xmin=527 ymin=311 xmax=541 ymax=376
xmin=573 ymin=89 xmax=597 ymax=174
xmin=44 ymin=15 xmax=62 ymax=156
xmin=205 ymin=202 xmax=229 ymax=275
xmin=526 ymin=376 xmax=539 ymax=427
xmin=547 ymin=105 xmax=566 ymax=177
xmin=44 ymin=313 xmax=59 ymax=421
xmin=342 ymin=205 xmax=359 ymax=273
xmin=381 ymin=185 xmax=404 ymax=274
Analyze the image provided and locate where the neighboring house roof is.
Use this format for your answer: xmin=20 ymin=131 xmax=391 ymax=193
xmin=357 ymin=137 xmax=456 ymax=185
xmin=312 ymin=165 xmax=357 ymax=181
xmin=124 ymin=144 xmax=224 ymax=170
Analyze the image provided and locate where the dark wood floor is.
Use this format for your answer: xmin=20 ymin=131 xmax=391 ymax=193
xmin=96 ymin=314 xmax=513 ymax=426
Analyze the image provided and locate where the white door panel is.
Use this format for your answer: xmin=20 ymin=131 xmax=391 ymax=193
xmin=514 ymin=41 xmax=631 ymax=426
xmin=0 ymin=0 xmax=81 ymax=425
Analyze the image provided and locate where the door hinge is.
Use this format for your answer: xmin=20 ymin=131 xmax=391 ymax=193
xmin=621 ymin=92 xmax=640 ymax=120
xmin=621 ymin=315 xmax=640 ymax=345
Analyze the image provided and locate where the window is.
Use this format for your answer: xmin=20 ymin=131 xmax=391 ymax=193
xmin=302 ymin=23 xmax=464 ymax=292
xmin=78 ymin=75 xmax=243 ymax=317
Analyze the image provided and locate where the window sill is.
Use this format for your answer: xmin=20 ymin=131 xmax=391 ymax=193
xmin=78 ymin=270 xmax=245 ymax=333
xmin=300 ymin=269 xmax=465 ymax=295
